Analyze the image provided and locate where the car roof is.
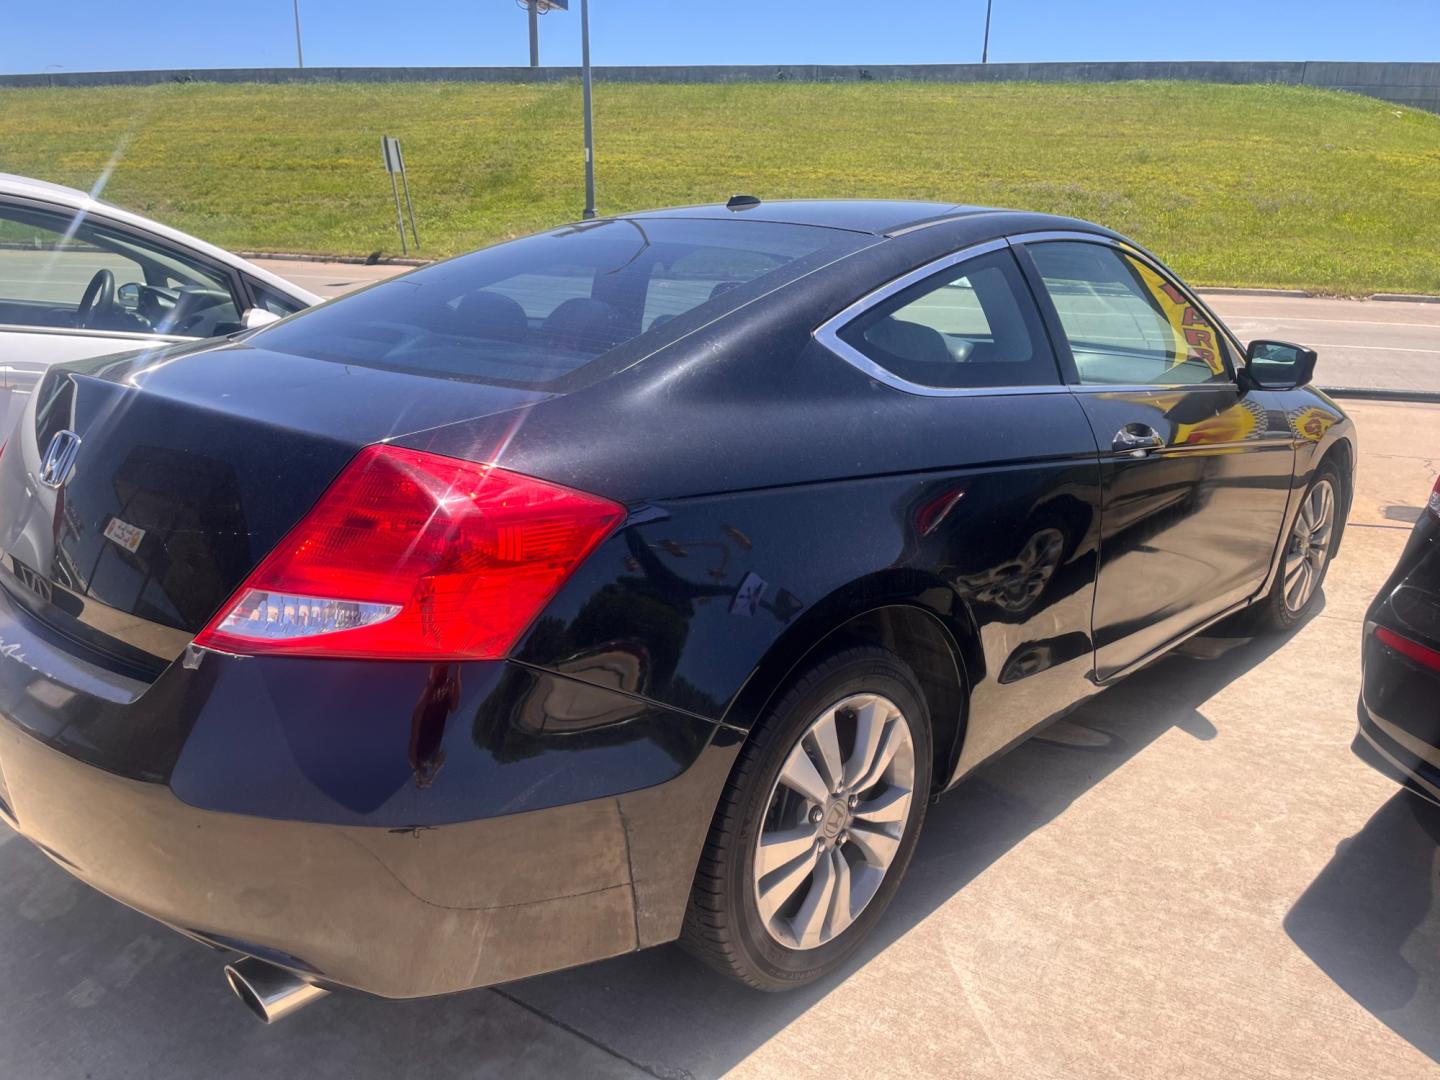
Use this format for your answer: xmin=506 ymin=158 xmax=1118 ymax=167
xmin=627 ymin=198 xmax=989 ymax=235
xmin=621 ymin=198 xmax=1114 ymax=242
xmin=0 ymin=172 xmax=320 ymax=305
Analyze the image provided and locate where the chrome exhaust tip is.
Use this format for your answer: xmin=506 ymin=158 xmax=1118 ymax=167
xmin=224 ymin=956 xmax=329 ymax=1024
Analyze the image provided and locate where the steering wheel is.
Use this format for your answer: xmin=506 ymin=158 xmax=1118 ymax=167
xmin=75 ymin=269 xmax=116 ymax=329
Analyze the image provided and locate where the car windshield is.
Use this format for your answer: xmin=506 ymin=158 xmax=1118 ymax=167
xmin=252 ymin=216 xmax=868 ymax=389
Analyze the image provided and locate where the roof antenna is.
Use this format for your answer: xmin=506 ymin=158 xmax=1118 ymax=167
xmin=726 ymin=194 xmax=762 ymax=211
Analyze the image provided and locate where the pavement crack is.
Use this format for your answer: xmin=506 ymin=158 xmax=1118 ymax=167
xmin=490 ymin=987 xmax=688 ymax=1079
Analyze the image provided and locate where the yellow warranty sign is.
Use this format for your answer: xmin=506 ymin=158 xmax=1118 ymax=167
xmin=1130 ymin=258 xmax=1227 ymax=378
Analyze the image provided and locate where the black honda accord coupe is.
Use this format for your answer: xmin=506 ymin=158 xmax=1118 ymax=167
xmin=0 ymin=199 xmax=1354 ymax=1020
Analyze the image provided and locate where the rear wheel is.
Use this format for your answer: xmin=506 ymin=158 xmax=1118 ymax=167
xmin=1251 ymin=462 xmax=1341 ymax=632
xmin=681 ymin=646 xmax=933 ymax=990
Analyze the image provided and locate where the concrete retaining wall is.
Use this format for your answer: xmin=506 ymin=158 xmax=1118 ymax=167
xmin=2 ymin=61 xmax=1437 ymax=111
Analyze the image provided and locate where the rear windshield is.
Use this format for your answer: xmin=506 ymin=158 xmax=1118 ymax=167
xmin=252 ymin=217 xmax=867 ymax=388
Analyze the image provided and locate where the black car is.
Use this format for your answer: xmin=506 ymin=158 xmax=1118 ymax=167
xmin=0 ymin=199 xmax=1355 ymax=1020
xmin=1355 ymin=477 xmax=1440 ymax=804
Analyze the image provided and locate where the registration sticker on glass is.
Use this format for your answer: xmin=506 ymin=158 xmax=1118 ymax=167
xmin=103 ymin=517 xmax=145 ymax=554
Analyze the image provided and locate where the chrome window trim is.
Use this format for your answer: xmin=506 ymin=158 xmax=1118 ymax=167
xmin=1007 ymin=229 xmax=1118 ymax=246
xmin=814 ymin=230 xmax=1248 ymax=399
xmin=812 ymin=237 xmax=1076 ymax=399
xmin=1068 ymin=382 xmax=1241 ymax=394
xmin=0 ymin=323 xmax=192 ymax=343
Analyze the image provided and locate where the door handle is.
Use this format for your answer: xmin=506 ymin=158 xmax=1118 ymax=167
xmin=1112 ymin=423 xmax=1165 ymax=456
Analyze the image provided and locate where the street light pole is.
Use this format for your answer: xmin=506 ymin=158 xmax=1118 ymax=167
xmin=981 ymin=0 xmax=993 ymax=64
xmin=580 ymin=0 xmax=596 ymax=219
xmin=528 ymin=0 xmax=540 ymax=67
xmin=293 ymin=0 xmax=305 ymax=68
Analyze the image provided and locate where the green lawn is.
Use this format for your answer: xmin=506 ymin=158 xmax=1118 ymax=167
xmin=2 ymin=80 xmax=1438 ymax=294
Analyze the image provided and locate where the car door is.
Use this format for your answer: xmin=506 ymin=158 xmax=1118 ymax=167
xmin=817 ymin=241 xmax=1105 ymax=771
xmin=0 ymin=196 xmax=247 ymax=435
xmin=1016 ymin=235 xmax=1295 ymax=681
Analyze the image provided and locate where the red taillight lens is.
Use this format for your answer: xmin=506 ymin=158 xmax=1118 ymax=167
xmin=195 ymin=445 xmax=625 ymax=660
xmin=1428 ymin=477 xmax=1439 ymax=519
xmin=1374 ymin=625 xmax=1440 ymax=673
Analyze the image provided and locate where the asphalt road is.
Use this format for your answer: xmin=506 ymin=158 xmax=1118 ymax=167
xmin=252 ymin=258 xmax=1440 ymax=395
xmin=1209 ymin=293 xmax=1440 ymax=395
xmin=2 ymin=399 xmax=1438 ymax=1079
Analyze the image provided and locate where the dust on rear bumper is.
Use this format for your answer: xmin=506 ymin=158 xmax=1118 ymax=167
xmin=0 ymin=708 xmax=738 ymax=997
xmin=0 ymin=581 xmax=739 ymax=997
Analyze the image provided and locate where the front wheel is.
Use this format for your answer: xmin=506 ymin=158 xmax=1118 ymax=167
xmin=681 ymin=646 xmax=933 ymax=990
xmin=1252 ymin=462 xmax=1342 ymax=631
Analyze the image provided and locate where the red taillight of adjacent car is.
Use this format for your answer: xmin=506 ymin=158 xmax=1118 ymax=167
xmin=1373 ymin=625 xmax=1440 ymax=673
xmin=1428 ymin=476 xmax=1440 ymax=520
xmin=194 ymin=445 xmax=625 ymax=660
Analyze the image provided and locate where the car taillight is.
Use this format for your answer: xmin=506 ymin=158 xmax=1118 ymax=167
xmin=194 ymin=445 xmax=625 ymax=660
xmin=1373 ymin=625 xmax=1440 ymax=673
xmin=1428 ymin=476 xmax=1440 ymax=519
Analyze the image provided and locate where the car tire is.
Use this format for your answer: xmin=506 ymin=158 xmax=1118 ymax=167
xmin=680 ymin=646 xmax=933 ymax=990
xmin=1250 ymin=461 xmax=1343 ymax=633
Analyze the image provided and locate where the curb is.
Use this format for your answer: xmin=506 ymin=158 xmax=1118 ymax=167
xmin=239 ymin=251 xmax=430 ymax=267
xmin=1319 ymin=386 xmax=1440 ymax=404
xmin=1371 ymin=293 xmax=1440 ymax=305
xmin=1198 ymin=287 xmax=1314 ymax=299
xmin=1199 ymin=288 xmax=1440 ymax=303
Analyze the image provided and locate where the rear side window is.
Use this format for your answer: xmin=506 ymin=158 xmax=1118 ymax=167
xmin=1026 ymin=241 xmax=1231 ymax=386
xmin=252 ymin=218 xmax=867 ymax=389
xmin=834 ymin=247 xmax=1061 ymax=389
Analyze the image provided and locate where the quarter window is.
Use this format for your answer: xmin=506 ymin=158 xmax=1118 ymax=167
xmin=248 ymin=280 xmax=308 ymax=318
xmin=1026 ymin=241 xmax=1231 ymax=386
xmin=834 ymin=248 xmax=1061 ymax=389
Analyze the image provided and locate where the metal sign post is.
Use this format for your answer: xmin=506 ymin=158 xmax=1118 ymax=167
xmin=519 ymin=0 xmax=567 ymax=67
xmin=381 ymin=135 xmax=419 ymax=255
xmin=580 ymin=0 xmax=596 ymax=219
xmin=293 ymin=0 xmax=305 ymax=68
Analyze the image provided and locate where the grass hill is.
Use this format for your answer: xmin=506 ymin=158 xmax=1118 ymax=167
xmin=1 ymin=79 xmax=1437 ymax=294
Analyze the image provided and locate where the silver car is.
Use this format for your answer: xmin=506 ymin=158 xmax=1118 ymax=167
xmin=0 ymin=172 xmax=318 ymax=430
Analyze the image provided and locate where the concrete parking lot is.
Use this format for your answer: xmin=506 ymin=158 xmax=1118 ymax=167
xmin=1 ymin=396 xmax=1437 ymax=1078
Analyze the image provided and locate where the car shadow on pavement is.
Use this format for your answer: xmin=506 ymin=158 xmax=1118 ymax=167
xmin=1285 ymin=791 xmax=1440 ymax=1065
xmin=0 ymin=622 xmax=1300 ymax=1080
xmin=502 ymin=623 xmax=1299 ymax=1078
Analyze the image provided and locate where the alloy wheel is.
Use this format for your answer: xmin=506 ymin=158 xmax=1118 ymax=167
xmin=1283 ymin=478 xmax=1336 ymax=612
xmin=751 ymin=693 xmax=916 ymax=950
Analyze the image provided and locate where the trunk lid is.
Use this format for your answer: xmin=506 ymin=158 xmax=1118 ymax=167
xmin=0 ymin=339 xmax=550 ymax=671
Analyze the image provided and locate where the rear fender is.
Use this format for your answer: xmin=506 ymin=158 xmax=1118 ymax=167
xmin=716 ymin=567 xmax=980 ymax=731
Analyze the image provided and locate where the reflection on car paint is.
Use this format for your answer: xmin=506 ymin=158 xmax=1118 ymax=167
xmin=1289 ymin=403 xmax=1340 ymax=443
xmin=408 ymin=663 xmax=458 ymax=789
xmin=1129 ymin=256 xmax=1227 ymax=377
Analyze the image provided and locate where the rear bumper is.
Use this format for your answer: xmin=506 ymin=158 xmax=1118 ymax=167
xmin=0 ymin=588 xmax=738 ymax=998
xmin=1353 ymin=703 xmax=1440 ymax=808
xmin=1355 ymin=595 xmax=1440 ymax=808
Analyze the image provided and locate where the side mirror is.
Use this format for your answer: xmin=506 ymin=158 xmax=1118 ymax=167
xmin=116 ymin=282 xmax=140 ymax=306
xmin=240 ymin=308 xmax=282 ymax=331
xmin=1243 ymin=339 xmax=1317 ymax=391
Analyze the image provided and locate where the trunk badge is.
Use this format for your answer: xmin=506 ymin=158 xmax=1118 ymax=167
xmin=38 ymin=430 xmax=82 ymax=489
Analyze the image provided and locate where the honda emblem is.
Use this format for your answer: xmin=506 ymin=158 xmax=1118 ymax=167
xmin=38 ymin=430 xmax=81 ymax=489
